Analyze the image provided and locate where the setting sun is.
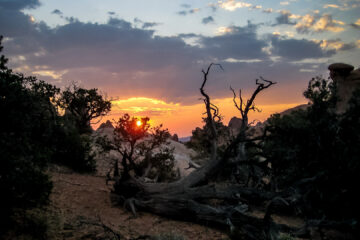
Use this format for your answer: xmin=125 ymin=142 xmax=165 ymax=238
xmin=136 ymin=120 xmax=142 ymax=127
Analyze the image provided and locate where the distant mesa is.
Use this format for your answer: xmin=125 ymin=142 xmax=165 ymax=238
xmin=179 ymin=136 xmax=191 ymax=143
xmin=98 ymin=120 xmax=114 ymax=130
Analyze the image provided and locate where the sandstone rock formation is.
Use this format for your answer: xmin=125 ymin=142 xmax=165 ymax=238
xmin=328 ymin=63 xmax=360 ymax=113
xmin=98 ymin=120 xmax=114 ymax=130
xmin=171 ymin=133 xmax=179 ymax=142
xmin=228 ymin=116 xmax=242 ymax=136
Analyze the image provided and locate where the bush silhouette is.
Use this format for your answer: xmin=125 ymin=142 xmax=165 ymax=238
xmin=0 ymin=36 xmax=54 ymax=234
xmin=263 ymin=76 xmax=360 ymax=220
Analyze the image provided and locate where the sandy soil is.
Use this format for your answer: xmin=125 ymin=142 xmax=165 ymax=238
xmin=49 ymin=168 xmax=229 ymax=240
xmin=42 ymin=166 xmax=353 ymax=240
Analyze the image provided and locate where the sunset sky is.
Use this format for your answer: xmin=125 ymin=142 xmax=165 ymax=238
xmin=1 ymin=0 xmax=359 ymax=136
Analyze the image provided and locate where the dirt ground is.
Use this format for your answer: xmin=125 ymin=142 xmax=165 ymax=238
xmin=4 ymin=165 xmax=350 ymax=240
xmin=46 ymin=166 xmax=354 ymax=240
xmin=49 ymin=168 xmax=229 ymax=240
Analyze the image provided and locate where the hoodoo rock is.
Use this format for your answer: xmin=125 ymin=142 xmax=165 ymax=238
xmin=329 ymin=63 xmax=360 ymax=113
xmin=328 ymin=63 xmax=354 ymax=78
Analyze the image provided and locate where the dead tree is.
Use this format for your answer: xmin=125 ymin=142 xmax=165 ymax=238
xmin=229 ymin=77 xmax=276 ymax=187
xmin=113 ymin=64 xmax=298 ymax=239
xmin=230 ymin=77 xmax=276 ymax=161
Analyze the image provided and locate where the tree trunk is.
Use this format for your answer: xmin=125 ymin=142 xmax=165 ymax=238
xmin=112 ymin=65 xmax=289 ymax=239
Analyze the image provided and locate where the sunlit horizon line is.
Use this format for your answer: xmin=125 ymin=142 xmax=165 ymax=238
xmin=107 ymin=96 xmax=307 ymax=120
xmin=111 ymin=96 xmax=307 ymax=107
xmin=111 ymin=97 xmax=180 ymax=106
xmin=92 ymin=100 xmax=306 ymax=138
xmin=97 ymin=96 xmax=306 ymax=121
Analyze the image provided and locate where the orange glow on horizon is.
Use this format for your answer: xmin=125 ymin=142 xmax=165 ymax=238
xmin=93 ymin=96 xmax=306 ymax=137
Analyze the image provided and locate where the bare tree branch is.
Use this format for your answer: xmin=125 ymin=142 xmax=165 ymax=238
xmin=231 ymin=77 xmax=276 ymax=129
xmin=200 ymin=63 xmax=223 ymax=153
xmin=230 ymin=86 xmax=241 ymax=112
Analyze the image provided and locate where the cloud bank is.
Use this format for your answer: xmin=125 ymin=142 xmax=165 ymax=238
xmin=0 ymin=0 xmax=346 ymax=106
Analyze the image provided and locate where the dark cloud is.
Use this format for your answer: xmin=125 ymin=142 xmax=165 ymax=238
xmin=108 ymin=11 xmax=115 ymax=15
xmin=0 ymin=4 xmax=333 ymax=105
xmin=177 ymin=8 xmax=200 ymax=16
xmin=177 ymin=33 xmax=198 ymax=38
xmin=320 ymin=39 xmax=357 ymax=52
xmin=202 ymin=16 xmax=214 ymax=24
xmin=339 ymin=42 xmax=357 ymax=51
xmin=142 ymin=22 xmax=160 ymax=29
xmin=273 ymin=11 xmax=296 ymax=26
xmin=51 ymin=9 xmax=63 ymax=15
xmin=133 ymin=18 xmax=160 ymax=29
xmin=350 ymin=23 xmax=360 ymax=30
xmin=200 ymin=23 xmax=268 ymax=60
xmin=1 ymin=13 xmax=203 ymax=101
xmin=0 ymin=0 xmax=40 ymax=10
xmin=64 ymin=16 xmax=79 ymax=23
xmin=0 ymin=8 xmax=36 ymax=37
xmin=271 ymin=36 xmax=336 ymax=60
xmin=107 ymin=17 xmax=132 ymax=29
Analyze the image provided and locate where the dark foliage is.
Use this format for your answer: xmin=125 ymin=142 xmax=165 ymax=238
xmin=59 ymin=85 xmax=111 ymax=134
xmin=263 ymin=76 xmax=360 ymax=221
xmin=0 ymin=36 xmax=54 ymax=233
xmin=53 ymin=84 xmax=109 ymax=171
xmin=186 ymin=119 xmax=231 ymax=158
xmin=0 ymin=36 xmax=103 ymax=236
xmin=51 ymin=119 xmax=96 ymax=172
xmin=104 ymin=113 xmax=176 ymax=182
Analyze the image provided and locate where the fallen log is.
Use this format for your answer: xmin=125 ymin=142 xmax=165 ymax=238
xmin=112 ymin=64 xmax=288 ymax=239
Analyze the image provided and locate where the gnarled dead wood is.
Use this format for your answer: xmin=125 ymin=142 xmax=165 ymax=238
xmin=113 ymin=64 xmax=284 ymax=239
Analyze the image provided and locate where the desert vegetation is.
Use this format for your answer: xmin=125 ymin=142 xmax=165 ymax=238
xmin=1 ymin=35 xmax=359 ymax=239
xmin=0 ymin=36 xmax=111 ymax=237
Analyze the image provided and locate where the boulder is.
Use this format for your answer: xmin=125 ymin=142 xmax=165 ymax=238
xmin=228 ymin=117 xmax=242 ymax=136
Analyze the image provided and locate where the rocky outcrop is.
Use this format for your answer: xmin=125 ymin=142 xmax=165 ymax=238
xmin=171 ymin=133 xmax=179 ymax=142
xmin=228 ymin=116 xmax=242 ymax=136
xmin=279 ymin=104 xmax=309 ymax=116
xmin=328 ymin=63 xmax=360 ymax=113
xmin=98 ymin=120 xmax=114 ymax=130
